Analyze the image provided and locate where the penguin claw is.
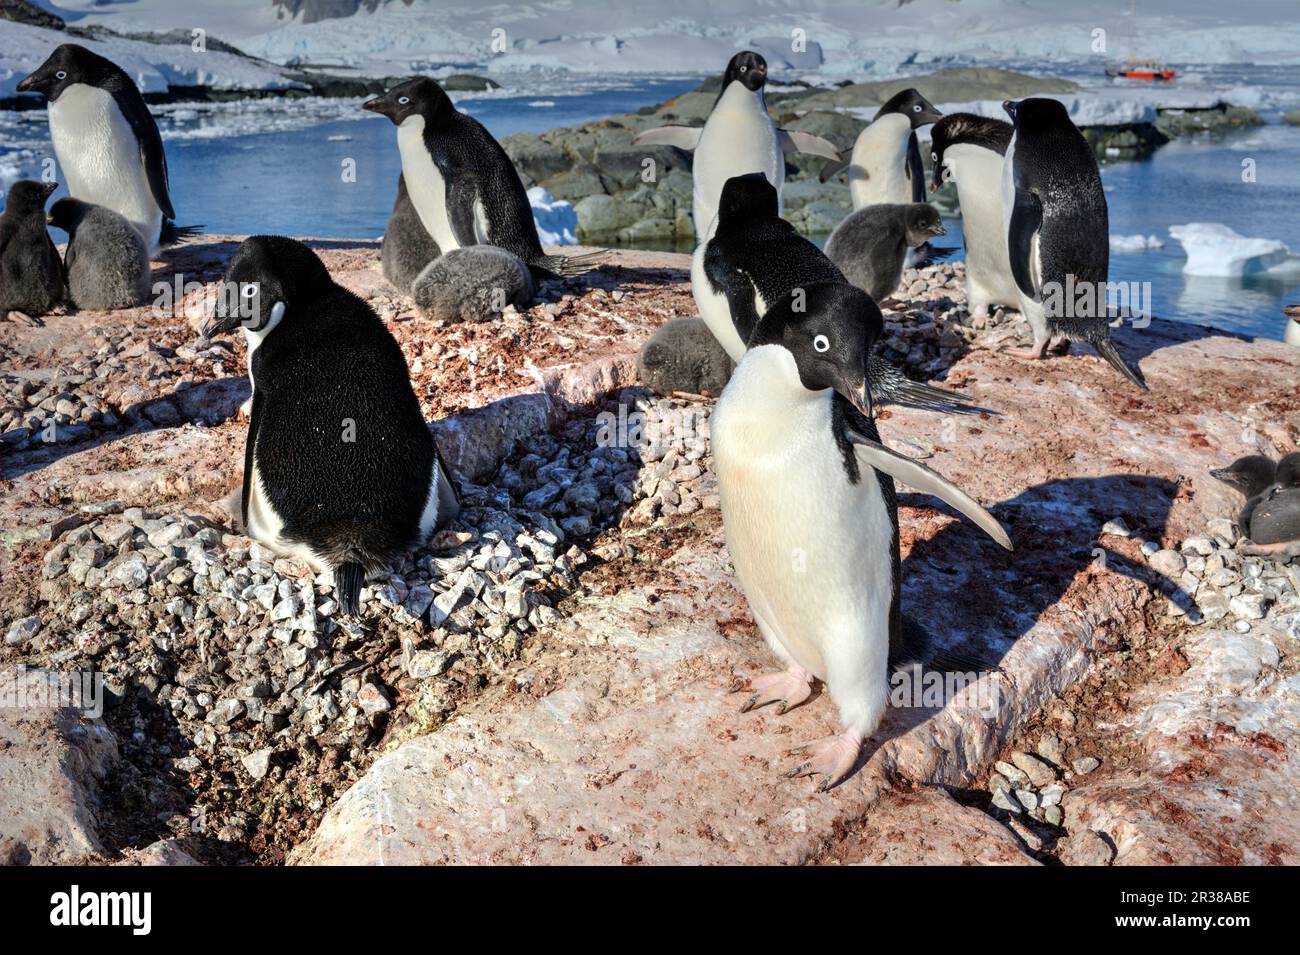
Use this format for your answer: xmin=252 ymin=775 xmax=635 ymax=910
xmin=781 ymin=731 xmax=864 ymax=790
xmin=734 ymin=667 xmax=814 ymax=715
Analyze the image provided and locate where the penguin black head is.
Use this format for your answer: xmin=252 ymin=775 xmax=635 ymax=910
xmin=1210 ymin=455 xmax=1277 ymax=499
xmin=903 ymin=204 xmax=946 ymax=245
xmin=1275 ymin=453 xmax=1300 ymax=490
xmin=1003 ymin=97 xmax=1070 ymax=131
xmin=203 ymin=236 xmax=332 ymax=337
xmin=4 ymin=180 xmax=58 ymax=217
xmin=928 ymin=112 xmax=1013 ymax=191
xmin=877 ymin=88 xmax=943 ymax=129
xmin=16 ymin=44 xmax=116 ymax=103
xmin=717 ymin=172 xmax=779 ymax=228
xmin=46 ymin=196 xmax=94 ymax=234
xmin=721 ymin=51 xmax=768 ymax=94
xmin=750 ymin=281 xmax=883 ymax=417
xmin=362 ymin=76 xmax=453 ymax=125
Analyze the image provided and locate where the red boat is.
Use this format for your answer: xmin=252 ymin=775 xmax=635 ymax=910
xmin=1106 ymin=59 xmax=1177 ymax=81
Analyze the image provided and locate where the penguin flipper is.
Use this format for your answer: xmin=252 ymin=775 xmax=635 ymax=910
xmin=445 ymin=177 xmax=481 ymax=249
xmin=107 ymin=85 xmax=176 ymax=221
xmin=819 ymin=156 xmax=850 ymax=183
xmin=705 ymin=243 xmax=760 ymax=347
xmin=433 ymin=439 xmax=460 ymax=526
xmin=846 ymin=429 xmax=1014 ymax=551
xmin=631 ymin=126 xmax=703 ymax=150
xmin=1007 ymin=187 xmax=1043 ymax=301
xmin=906 ymin=132 xmax=925 ymax=204
xmin=778 ymin=129 xmax=842 ymax=161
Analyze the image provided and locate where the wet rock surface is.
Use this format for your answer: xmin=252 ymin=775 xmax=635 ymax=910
xmin=3 ymin=237 xmax=1298 ymax=865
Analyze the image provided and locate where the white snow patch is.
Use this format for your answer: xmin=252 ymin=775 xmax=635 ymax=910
xmin=1168 ymin=223 xmax=1293 ymax=277
xmin=528 ymin=187 xmax=577 ymax=246
xmin=935 ymin=96 xmax=1157 ymax=127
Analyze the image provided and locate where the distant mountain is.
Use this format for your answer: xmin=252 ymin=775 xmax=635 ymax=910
xmin=271 ymin=0 xmax=411 ymax=25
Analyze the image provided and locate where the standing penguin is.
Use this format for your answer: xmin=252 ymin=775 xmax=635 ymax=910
xmin=1001 ymin=98 xmax=1146 ymax=389
xmin=824 ymin=202 xmax=947 ymax=304
xmin=821 ymin=89 xmax=943 ymax=210
xmin=363 ymin=78 xmax=603 ymax=282
xmin=712 ymin=281 xmax=1012 ymax=788
xmin=929 ymin=112 xmax=1018 ymax=318
xmin=47 ymin=197 xmax=151 ymax=310
xmin=201 ymin=236 xmax=459 ymax=615
xmin=17 ymin=44 xmax=195 ymax=256
xmin=0 ymin=180 xmax=63 ymax=324
xmin=381 ymin=174 xmax=441 ymax=294
xmin=632 ymin=51 xmax=841 ymax=241
xmin=694 ymin=174 xmax=979 ymax=413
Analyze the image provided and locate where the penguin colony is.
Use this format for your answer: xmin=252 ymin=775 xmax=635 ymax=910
xmin=3 ymin=42 xmax=1294 ymax=792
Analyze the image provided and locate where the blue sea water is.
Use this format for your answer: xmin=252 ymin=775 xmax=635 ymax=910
xmin=2 ymin=74 xmax=1298 ymax=341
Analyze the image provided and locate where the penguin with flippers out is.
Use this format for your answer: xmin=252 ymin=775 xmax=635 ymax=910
xmin=17 ymin=43 xmax=199 ymax=255
xmin=363 ymin=78 xmax=604 ymax=283
xmin=632 ymin=51 xmax=841 ymax=241
xmin=712 ymin=281 xmax=1012 ymax=789
xmin=201 ymin=236 xmax=458 ymax=616
xmin=0 ymin=180 xmax=63 ymax=325
xmin=1001 ymin=98 xmax=1146 ymax=389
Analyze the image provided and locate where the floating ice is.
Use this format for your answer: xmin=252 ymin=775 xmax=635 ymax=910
xmin=528 ymin=187 xmax=578 ymax=246
xmin=1110 ymin=234 xmax=1165 ymax=253
xmin=1168 ymin=223 xmax=1292 ymax=277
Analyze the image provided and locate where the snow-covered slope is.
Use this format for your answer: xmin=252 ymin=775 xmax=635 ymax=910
xmin=0 ymin=19 xmax=301 ymax=100
xmin=37 ymin=0 xmax=1300 ymax=78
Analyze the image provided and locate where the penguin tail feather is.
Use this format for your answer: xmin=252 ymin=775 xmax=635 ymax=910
xmin=866 ymin=355 xmax=996 ymax=415
xmin=336 ymin=561 xmax=366 ymax=617
xmin=537 ymin=249 xmax=609 ymax=278
xmin=909 ymin=243 xmax=960 ymax=269
xmin=1052 ymin=316 xmax=1148 ymax=391
xmin=160 ymin=221 xmax=204 ymax=246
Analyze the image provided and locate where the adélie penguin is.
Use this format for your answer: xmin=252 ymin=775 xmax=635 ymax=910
xmin=201 ymin=236 xmax=460 ymax=615
xmin=631 ymin=51 xmax=842 ymax=241
xmin=363 ymin=78 xmax=604 ymax=282
xmin=17 ymin=44 xmax=198 ymax=256
xmin=821 ymin=88 xmax=943 ymax=209
xmin=0 ymin=180 xmax=63 ymax=325
xmin=1212 ymin=452 xmax=1300 ymax=559
xmin=695 ymin=174 xmax=978 ymax=414
xmin=712 ymin=281 xmax=1012 ymax=788
xmin=929 ymin=112 xmax=1018 ymax=318
xmin=1001 ymin=98 xmax=1147 ymax=389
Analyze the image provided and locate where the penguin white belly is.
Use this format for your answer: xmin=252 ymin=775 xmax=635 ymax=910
xmin=692 ymin=84 xmax=783 ymax=241
xmin=49 ymin=84 xmax=161 ymax=253
xmin=712 ymin=348 xmax=893 ymax=734
xmin=690 ymin=243 xmax=748 ymax=361
xmin=848 ymin=113 xmax=911 ymax=211
xmin=416 ymin=459 xmax=442 ymax=542
xmin=397 ymin=115 xmax=460 ymax=252
xmin=949 ymin=144 xmax=1019 ymax=311
xmin=245 ymin=459 xmax=329 ymax=573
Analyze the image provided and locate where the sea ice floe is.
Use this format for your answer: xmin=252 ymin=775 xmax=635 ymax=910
xmin=1168 ymin=223 xmax=1293 ymax=277
xmin=1110 ymin=234 xmax=1165 ymax=253
xmin=528 ymin=187 xmax=578 ymax=246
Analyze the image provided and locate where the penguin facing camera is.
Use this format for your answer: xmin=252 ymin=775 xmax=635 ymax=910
xmin=824 ymin=202 xmax=949 ymax=305
xmin=929 ymin=112 xmax=1018 ymax=318
xmin=637 ymin=317 xmax=736 ymax=397
xmin=1283 ymin=305 xmax=1300 ymax=348
xmin=382 ymin=174 xmax=441 ymax=294
xmin=711 ymin=280 xmax=1012 ymax=789
xmin=1212 ymin=452 xmax=1300 ymax=559
xmin=411 ymin=245 xmax=534 ymax=324
xmin=201 ymin=235 xmax=459 ymax=615
xmin=363 ymin=77 xmax=605 ymax=282
xmin=632 ymin=51 xmax=842 ymax=242
xmin=1001 ymin=97 xmax=1146 ymax=390
xmin=17 ymin=43 xmax=200 ymax=255
xmin=821 ymin=88 xmax=943 ymax=211
xmin=47 ymin=197 xmax=151 ymax=311
xmin=0 ymin=180 xmax=64 ymax=325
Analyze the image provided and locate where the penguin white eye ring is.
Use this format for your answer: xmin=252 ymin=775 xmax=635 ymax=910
xmin=931 ymin=151 xmax=938 ymax=162
xmin=397 ymin=96 xmax=410 ymax=105
xmin=56 ymin=70 xmax=67 ymax=80
xmin=912 ymin=105 xmax=922 ymax=112
xmin=241 ymin=283 xmax=258 ymax=299
xmin=813 ymin=334 xmax=830 ymax=353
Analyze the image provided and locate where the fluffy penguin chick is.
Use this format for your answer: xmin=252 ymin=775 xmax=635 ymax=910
xmin=0 ymin=180 xmax=63 ymax=322
xmin=47 ymin=197 xmax=149 ymax=310
xmin=711 ymin=281 xmax=1012 ymax=789
xmin=201 ymin=236 xmax=459 ymax=615
xmin=411 ymin=245 xmax=534 ymax=323
xmin=382 ymin=174 xmax=440 ymax=294
xmin=825 ymin=203 xmax=946 ymax=303
xmin=1214 ymin=452 xmax=1300 ymax=556
xmin=637 ymin=317 xmax=735 ymax=396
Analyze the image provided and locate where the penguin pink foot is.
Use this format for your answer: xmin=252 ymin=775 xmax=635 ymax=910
xmin=1007 ymin=335 xmax=1050 ymax=361
xmin=4 ymin=310 xmax=43 ymax=327
xmin=735 ymin=666 xmax=813 ymax=715
xmin=1241 ymin=539 xmax=1300 ymax=559
xmin=784 ymin=729 xmax=864 ymax=791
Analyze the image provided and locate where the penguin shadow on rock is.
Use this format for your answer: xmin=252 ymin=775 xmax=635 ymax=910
xmin=364 ymin=80 xmax=608 ymax=324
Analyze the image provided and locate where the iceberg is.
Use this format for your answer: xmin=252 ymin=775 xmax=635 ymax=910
xmin=1109 ymin=234 xmax=1165 ymax=253
xmin=1168 ymin=223 xmax=1292 ymax=277
xmin=528 ymin=187 xmax=578 ymax=246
